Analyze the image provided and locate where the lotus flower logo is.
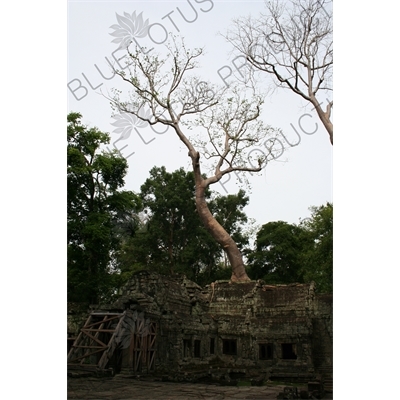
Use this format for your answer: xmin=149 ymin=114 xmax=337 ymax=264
xmin=110 ymin=11 xmax=150 ymax=50
xmin=111 ymin=107 xmax=152 ymax=141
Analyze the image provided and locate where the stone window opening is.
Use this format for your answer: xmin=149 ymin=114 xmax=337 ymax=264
xmin=259 ymin=343 xmax=273 ymax=360
xmin=281 ymin=343 xmax=297 ymax=360
xmin=194 ymin=340 xmax=201 ymax=358
xmin=222 ymin=339 xmax=237 ymax=355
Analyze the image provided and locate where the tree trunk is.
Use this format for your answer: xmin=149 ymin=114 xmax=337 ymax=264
xmin=191 ymin=155 xmax=250 ymax=282
xmin=312 ymin=98 xmax=333 ymax=145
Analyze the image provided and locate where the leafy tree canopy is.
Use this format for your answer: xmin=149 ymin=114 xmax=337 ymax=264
xmin=68 ymin=111 xmax=332 ymax=299
xmin=247 ymin=221 xmax=310 ymax=284
xmin=116 ymin=166 xmax=252 ymax=286
xmin=248 ymin=203 xmax=333 ymax=292
xmin=67 ymin=112 xmax=140 ymax=305
xmin=300 ymin=202 xmax=333 ymax=292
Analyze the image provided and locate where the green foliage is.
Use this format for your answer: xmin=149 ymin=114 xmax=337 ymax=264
xmin=67 ymin=110 xmax=332 ymax=297
xmin=116 ymin=166 xmax=251 ymax=286
xmin=211 ymin=189 xmax=250 ymax=252
xmin=67 ymin=112 xmax=141 ymax=305
xmin=300 ymin=202 xmax=333 ymax=293
xmin=247 ymin=203 xmax=333 ymax=292
xmin=247 ymin=221 xmax=310 ymax=284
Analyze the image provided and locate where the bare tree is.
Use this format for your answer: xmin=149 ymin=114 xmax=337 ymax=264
xmin=109 ymin=39 xmax=280 ymax=282
xmin=226 ymin=0 xmax=333 ymax=144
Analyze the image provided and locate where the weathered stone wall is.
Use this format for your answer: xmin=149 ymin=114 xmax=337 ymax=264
xmin=104 ymin=271 xmax=332 ymax=382
xmin=311 ymin=293 xmax=333 ymax=373
xmin=205 ymin=281 xmax=316 ymax=379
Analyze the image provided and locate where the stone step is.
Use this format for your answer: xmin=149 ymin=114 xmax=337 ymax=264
xmin=324 ymin=378 xmax=333 ymax=392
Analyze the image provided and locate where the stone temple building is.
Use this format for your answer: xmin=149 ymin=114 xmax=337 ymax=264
xmin=67 ymin=271 xmax=332 ymax=389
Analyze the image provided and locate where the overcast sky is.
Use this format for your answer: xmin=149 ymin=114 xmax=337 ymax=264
xmin=2 ymin=1 xmax=400 ymax=397
xmin=67 ymin=0 xmax=333 ymax=228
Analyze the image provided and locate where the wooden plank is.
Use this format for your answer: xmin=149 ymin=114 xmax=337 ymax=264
xmin=69 ymin=311 xmax=157 ymax=373
xmin=80 ymin=330 xmax=108 ymax=347
xmin=91 ymin=315 xmax=108 ymax=346
xmin=78 ymin=316 xmax=110 ymax=365
xmin=134 ymin=335 xmax=142 ymax=372
xmin=83 ymin=315 xmax=120 ymax=329
xmin=69 ymin=348 xmax=106 ymax=363
xmin=148 ymin=323 xmax=156 ymax=371
xmin=67 ymin=314 xmax=92 ymax=361
xmin=149 ymin=333 xmax=156 ymax=348
xmin=142 ymin=335 xmax=147 ymax=364
xmin=148 ymin=350 xmax=155 ymax=371
xmin=137 ymin=318 xmax=144 ymax=334
xmin=128 ymin=329 xmax=135 ymax=369
xmin=97 ymin=311 xmax=126 ymax=369
xmin=68 ymin=312 xmax=126 ymax=367
xmin=83 ymin=314 xmax=121 ymax=329
xmin=69 ymin=313 xmax=105 ymax=365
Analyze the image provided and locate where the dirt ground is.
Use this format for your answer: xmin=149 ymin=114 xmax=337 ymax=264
xmin=67 ymin=375 xmax=292 ymax=399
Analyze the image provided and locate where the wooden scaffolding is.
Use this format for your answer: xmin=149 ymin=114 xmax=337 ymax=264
xmin=67 ymin=310 xmax=157 ymax=373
